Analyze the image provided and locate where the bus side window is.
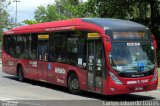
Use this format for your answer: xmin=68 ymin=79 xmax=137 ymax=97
xmin=49 ymin=32 xmax=67 ymax=63
xmin=49 ymin=31 xmax=86 ymax=68
xmin=38 ymin=41 xmax=48 ymax=61
xmin=67 ymin=37 xmax=78 ymax=65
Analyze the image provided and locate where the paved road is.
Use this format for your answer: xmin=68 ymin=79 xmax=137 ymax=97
xmin=0 ymin=64 xmax=160 ymax=106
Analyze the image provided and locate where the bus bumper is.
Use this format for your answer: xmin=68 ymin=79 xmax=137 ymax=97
xmin=104 ymin=80 xmax=158 ymax=95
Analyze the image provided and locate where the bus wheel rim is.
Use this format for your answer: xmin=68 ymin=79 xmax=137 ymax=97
xmin=71 ymin=79 xmax=79 ymax=89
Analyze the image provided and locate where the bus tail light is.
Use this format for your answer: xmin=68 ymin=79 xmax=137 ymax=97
xmin=109 ymin=72 xmax=122 ymax=84
xmin=151 ymin=68 xmax=158 ymax=82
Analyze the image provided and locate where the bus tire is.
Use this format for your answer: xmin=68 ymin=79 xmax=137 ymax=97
xmin=68 ymin=73 xmax=81 ymax=94
xmin=17 ymin=66 xmax=24 ymax=82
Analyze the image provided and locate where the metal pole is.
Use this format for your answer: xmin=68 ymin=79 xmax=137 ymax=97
xmin=13 ymin=0 xmax=20 ymax=27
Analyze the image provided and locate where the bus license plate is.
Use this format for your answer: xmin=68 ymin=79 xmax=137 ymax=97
xmin=134 ymin=87 xmax=143 ymax=91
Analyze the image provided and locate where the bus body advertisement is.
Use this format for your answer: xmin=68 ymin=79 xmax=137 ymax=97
xmin=2 ymin=18 xmax=158 ymax=95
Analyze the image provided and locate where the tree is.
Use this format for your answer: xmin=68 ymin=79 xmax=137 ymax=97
xmin=23 ymin=20 xmax=38 ymax=25
xmin=0 ymin=0 xmax=12 ymax=38
xmin=34 ymin=0 xmax=88 ymax=22
xmin=34 ymin=4 xmax=65 ymax=22
xmin=0 ymin=0 xmax=14 ymax=49
xmin=0 ymin=0 xmax=14 ymax=32
xmin=148 ymin=0 xmax=160 ymax=37
xmin=34 ymin=5 xmax=47 ymax=22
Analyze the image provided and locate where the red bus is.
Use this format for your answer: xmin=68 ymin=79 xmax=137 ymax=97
xmin=2 ymin=18 xmax=158 ymax=95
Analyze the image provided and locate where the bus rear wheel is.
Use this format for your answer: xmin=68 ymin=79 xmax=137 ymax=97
xmin=68 ymin=73 xmax=81 ymax=94
xmin=17 ymin=66 xmax=24 ymax=82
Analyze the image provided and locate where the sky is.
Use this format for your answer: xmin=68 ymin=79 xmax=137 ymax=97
xmin=7 ymin=0 xmax=87 ymax=23
xmin=7 ymin=0 xmax=57 ymax=23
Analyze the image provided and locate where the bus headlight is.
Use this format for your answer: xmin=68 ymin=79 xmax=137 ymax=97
xmin=109 ymin=72 xmax=122 ymax=84
xmin=151 ymin=68 xmax=158 ymax=82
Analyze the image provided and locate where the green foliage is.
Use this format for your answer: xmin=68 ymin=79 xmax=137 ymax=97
xmin=34 ymin=4 xmax=65 ymax=22
xmin=85 ymin=0 xmax=152 ymax=19
xmin=34 ymin=5 xmax=47 ymax=22
xmin=0 ymin=0 xmax=8 ymax=37
xmin=0 ymin=0 xmax=14 ymax=36
xmin=34 ymin=0 xmax=89 ymax=22
xmin=23 ymin=20 xmax=38 ymax=25
xmin=0 ymin=0 xmax=14 ymax=49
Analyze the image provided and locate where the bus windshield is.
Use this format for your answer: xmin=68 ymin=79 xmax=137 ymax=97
xmin=108 ymin=32 xmax=156 ymax=77
xmin=109 ymin=42 xmax=155 ymax=74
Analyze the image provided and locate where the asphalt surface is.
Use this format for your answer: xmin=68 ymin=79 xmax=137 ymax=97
xmin=0 ymin=63 xmax=160 ymax=106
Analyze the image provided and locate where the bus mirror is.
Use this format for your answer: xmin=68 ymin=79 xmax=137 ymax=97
xmin=152 ymin=35 xmax=157 ymax=49
xmin=106 ymin=42 xmax=111 ymax=52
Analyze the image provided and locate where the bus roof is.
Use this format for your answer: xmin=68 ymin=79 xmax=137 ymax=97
xmin=4 ymin=18 xmax=148 ymax=35
xmin=9 ymin=18 xmax=82 ymax=31
xmin=82 ymin=18 xmax=148 ymax=31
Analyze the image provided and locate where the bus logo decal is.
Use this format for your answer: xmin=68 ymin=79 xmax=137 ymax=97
xmin=57 ymin=78 xmax=65 ymax=84
xmin=29 ymin=61 xmax=37 ymax=67
xmin=127 ymin=79 xmax=149 ymax=84
xmin=45 ymin=26 xmax=75 ymax=31
xmin=55 ymin=67 xmax=66 ymax=74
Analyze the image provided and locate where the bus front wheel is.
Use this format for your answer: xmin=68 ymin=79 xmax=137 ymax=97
xmin=68 ymin=73 xmax=81 ymax=94
xmin=17 ymin=66 xmax=24 ymax=82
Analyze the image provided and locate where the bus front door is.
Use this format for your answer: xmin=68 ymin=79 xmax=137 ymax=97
xmin=37 ymin=37 xmax=49 ymax=81
xmin=87 ymin=40 xmax=104 ymax=93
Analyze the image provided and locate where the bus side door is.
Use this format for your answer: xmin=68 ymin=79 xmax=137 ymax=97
xmin=87 ymin=39 xmax=104 ymax=93
xmin=37 ymin=35 xmax=49 ymax=81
